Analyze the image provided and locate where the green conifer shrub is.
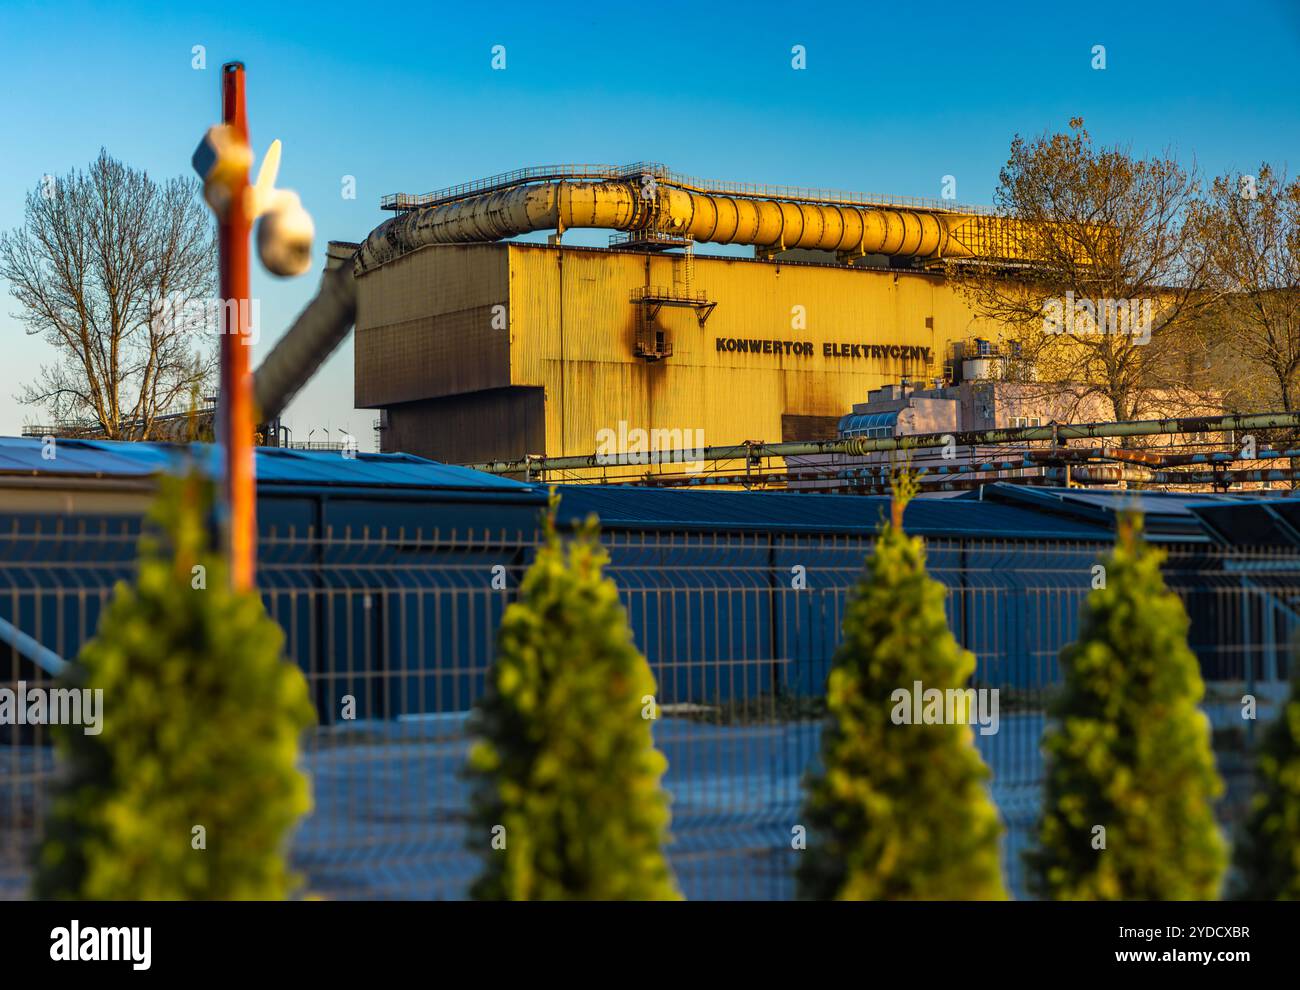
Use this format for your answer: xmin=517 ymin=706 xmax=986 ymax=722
xmin=1234 ymin=658 xmax=1300 ymax=899
xmin=34 ymin=473 xmax=315 ymax=899
xmin=466 ymin=495 xmax=679 ymax=900
xmin=798 ymin=471 xmax=1006 ymax=900
xmin=1028 ymin=514 xmax=1227 ymax=900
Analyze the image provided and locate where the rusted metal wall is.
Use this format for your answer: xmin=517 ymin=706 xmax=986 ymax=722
xmin=355 ymin=241 xmax=1001 ymax=466
xmin=507 ymin=244 xmax=995 ymax=462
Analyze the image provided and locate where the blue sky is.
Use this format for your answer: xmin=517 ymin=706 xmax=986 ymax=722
xmin=0 ymin=0 xmax=1297 ymax=448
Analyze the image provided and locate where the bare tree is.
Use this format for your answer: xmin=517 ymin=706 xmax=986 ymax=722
xmin=1195 ymin=164 xmax=1300 ymax=413
xmin=947 ymin=119 xmax=1219 ymax=434
xmin=0 ymin=150 xmax=216 ymax=438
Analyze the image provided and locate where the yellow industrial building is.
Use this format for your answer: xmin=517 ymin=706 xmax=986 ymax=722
xmin=351 ymin=164 xmax=1017 ymax=469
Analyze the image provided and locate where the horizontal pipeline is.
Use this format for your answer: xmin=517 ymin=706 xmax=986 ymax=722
xmin=355 ymin=174 xmax=1025 ymax=274
xmin=462 ymin=412 xmax=1300 ymax=476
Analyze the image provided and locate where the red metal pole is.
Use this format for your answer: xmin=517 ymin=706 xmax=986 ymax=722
xmin=218 ymin=62 xmax=256 ymax=591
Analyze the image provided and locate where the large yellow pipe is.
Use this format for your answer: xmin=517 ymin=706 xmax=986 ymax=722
xmin=356 ymin=176 xmax=1003 ymax=273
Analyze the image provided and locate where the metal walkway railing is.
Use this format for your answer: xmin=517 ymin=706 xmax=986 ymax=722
xmin=382 ymin=161 xmax=998 ymax=216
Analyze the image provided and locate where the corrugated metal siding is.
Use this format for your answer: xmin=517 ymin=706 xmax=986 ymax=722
xmin=359 ymin=241 xmax=1002 ymax=467
xmin=355 ymin=244 xmax=510 ymax=407
xmin=382 ymin=389 xmax=546 ymax=465
xmin=355 ymin=306 xmax=510 ymax=406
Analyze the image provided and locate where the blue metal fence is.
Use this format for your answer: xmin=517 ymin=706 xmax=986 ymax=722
xmin=1 ymin=522 xmax=1293 ymax=899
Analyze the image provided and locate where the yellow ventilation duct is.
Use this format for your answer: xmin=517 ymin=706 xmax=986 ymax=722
xmin=356 ymin=164 xmax=1025 ymax=273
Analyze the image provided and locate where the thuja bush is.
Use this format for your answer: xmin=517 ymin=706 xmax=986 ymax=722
xmin=798 ymin=472 xmax=1006 ymax=900
xmin=1028 ymin=514 xmax=1226 ymax=900
xmin=1234 ymin=656 xmax=1300 ymax=899
xmin=466 ymin=495 xmax=679 ymax=900
xmin=34 ymin=473 xmax=315 ymax=900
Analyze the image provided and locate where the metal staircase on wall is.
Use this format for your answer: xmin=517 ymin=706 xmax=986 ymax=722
xmin=630 ymin=281 xmax=718 ymax=361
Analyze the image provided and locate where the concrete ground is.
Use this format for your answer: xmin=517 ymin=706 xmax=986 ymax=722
xmin=1 ymin=696 xmax=1275 ymax=901
xmin=291 ymin=711 xmax=1048 ymax=900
